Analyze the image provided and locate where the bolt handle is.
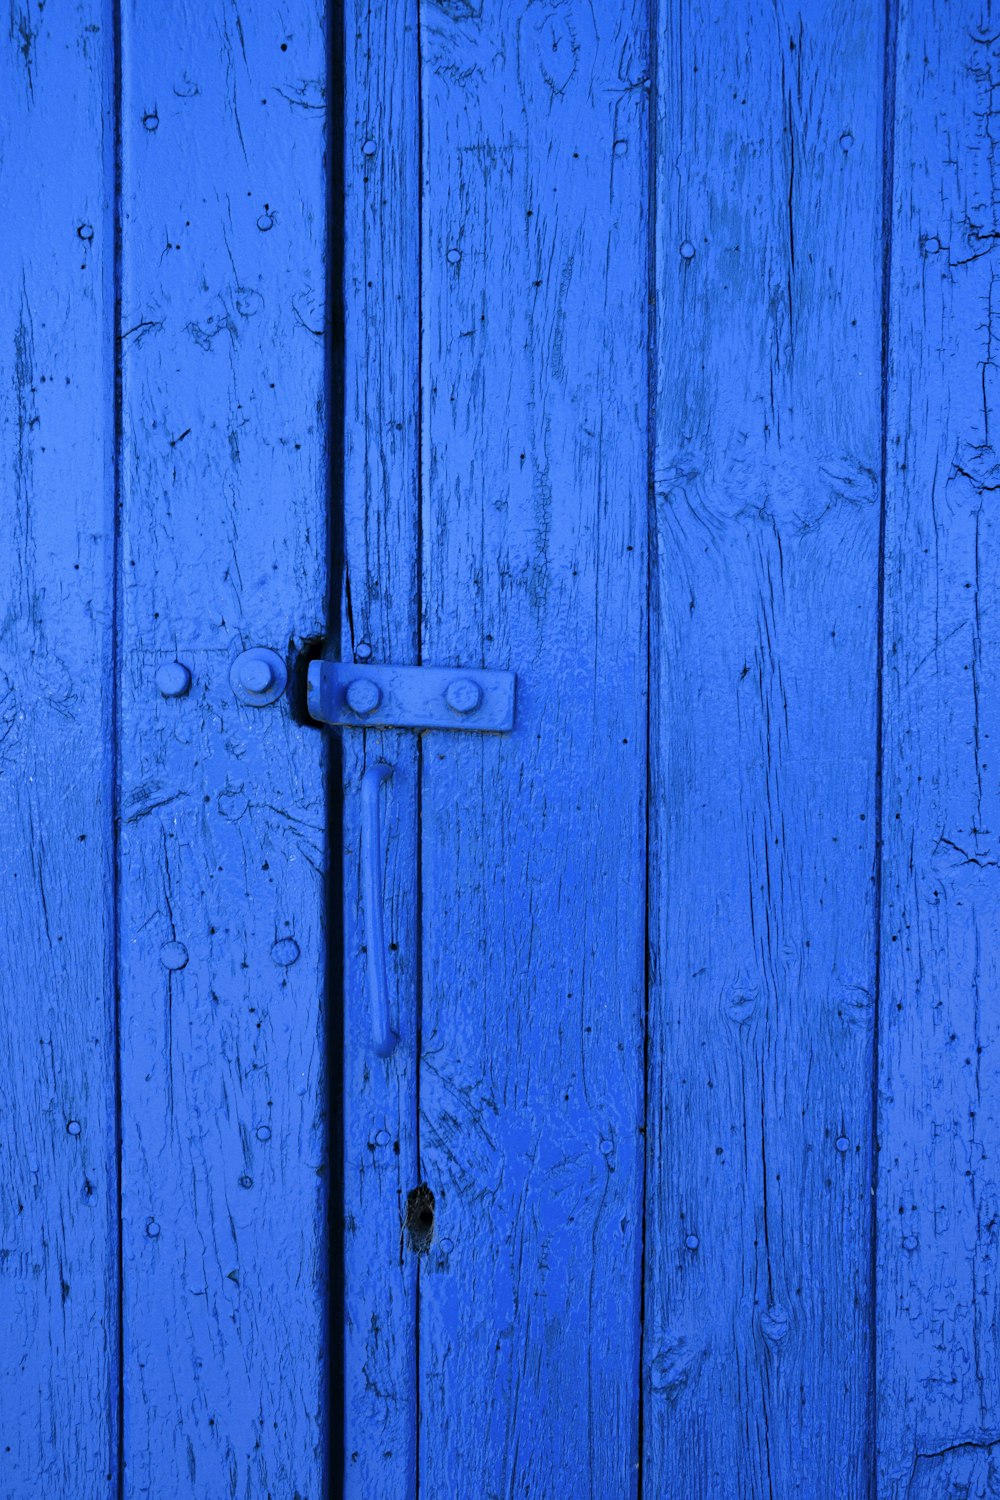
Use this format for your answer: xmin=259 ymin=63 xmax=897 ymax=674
xmin=361 ymin=763 xmax=398 ymax=1059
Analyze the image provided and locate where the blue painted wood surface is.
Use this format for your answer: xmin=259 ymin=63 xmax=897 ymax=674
xmin=645 ymin=2 xmax=885 ymax=1492
xmin=2 ymin=1 xmax=998 ymax=1496
xmin=338 ymin=0 xmax=421 ymax=1493
xmin=117 ymin=2 xmax=330 ymax=1493
xmin=416 ymin=3 xmax=649 ymax=1494
xmin=0 ymin=5 xmax=117 ymax=1496
xmin=877 ymin=6 xmax=1000 ymax=1493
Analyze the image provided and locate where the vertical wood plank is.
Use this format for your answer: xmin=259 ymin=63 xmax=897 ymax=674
xmin=878 ymin=6 xmax=1000 ymax=1492
xmin=0 ymin=5 xmax=117 ymax=1495
xmin=118 ymin=4 xmax=329 ymax=1492
xmin=339 ymin=1 xmax=420 ymax=1495
xmin=646 ymin=3 xmax=883 ymax=1491
xmin=417 ymin=3 xmax=649 ymax=1493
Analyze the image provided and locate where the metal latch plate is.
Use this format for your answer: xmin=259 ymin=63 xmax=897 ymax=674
xmin=307 ymin=661 xmax=516 ymax=733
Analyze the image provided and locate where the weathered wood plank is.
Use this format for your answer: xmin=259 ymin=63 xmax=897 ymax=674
xmin=646 ymin=3 xmax=883 ymax=1491
xmin=339 ymin=1 xmax=420 ymax=1496
xmin=0 ymin=5 xmax=118 ymax=1495
xmin=417 ymin=4 xmax=649 ymax=1493
xmin=877 ymin=6 xmax=1000 ymax=1492
xmin=117 ymin=4 xmax=329 ymax=1492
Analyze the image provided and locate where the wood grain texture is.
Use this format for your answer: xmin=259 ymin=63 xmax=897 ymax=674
xmin=339 ymin=1 xmax=421 ymax=1496
xmin=417 ymin=3 xmax=649 ymax=1494
xmin=117 ymin=3 xmax=329 ymax=1493
xmin=877 ymin=5 xmax=1000 ymax=1492
xmin=0 ymin=5 xmax=118 ymax=1496
xmin=646 ymin=2 xmax=884 ymax=1492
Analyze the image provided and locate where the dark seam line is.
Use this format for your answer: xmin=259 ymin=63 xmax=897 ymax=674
xmin=325 ymin=0 xmax=348 ymax=1492
xmin=111 ymin=0 xmax=124 ymax=1492
xmin=414 ymin=729 xmax=424 ymax=1500
xmin=414 ymin=3 xmax=425 ymax=1496
xmin=870 ymin=0 xmax=898 ymax=1491
xmin=636 ymin=0 xmax=658 ymax=1496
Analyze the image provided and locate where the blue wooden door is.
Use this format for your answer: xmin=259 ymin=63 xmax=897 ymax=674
xmin=2 ymin=2 xmax=997 ymax=1497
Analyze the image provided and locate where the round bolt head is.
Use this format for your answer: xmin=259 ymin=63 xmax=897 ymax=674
xmin=230 ymin=647 xmax=287 ymax=706
xmin=346 ymin=677 xmax=382 ymax=715
xmin=156 ymin=661 xmax=191 ymax=699
xmin=237 ymin=657 xmax=275 ymax=694
xmin=445 ymin=678 xmax=482 ymax=714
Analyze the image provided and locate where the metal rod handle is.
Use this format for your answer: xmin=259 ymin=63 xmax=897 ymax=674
xmin=361 ymin=762 xmax=397 ymax=1058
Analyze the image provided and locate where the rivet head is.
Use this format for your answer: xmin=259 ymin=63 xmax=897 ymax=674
xmin=445 ymin=678 xmax=482 ymax=714
xmin=271 ymin=937 xmax=300 ymax=967
xmin=255 ymin=1125 xmax=272 ymax=1143
xmin=145 ymin=1218 xmax=161 ymax=1239
xmin=66 ymin=1119 xmax=81 ymax=1137
xmin=160 ymin=940 xmax=189 ymax=971
xmin=156 ymin=661 xmax=191 ymax=698
xmin=346 ymin=677 xmax=381 ymax=715
xmin=230 ymin=647 xmax=287 ymax=706
xmin=835 ymin=1135 xmax=850 ymax=1153
xmin=685 ymin=1233 xmax=700 ymax=1251
xmin=239 ymin=658 xmax=274 ymax=694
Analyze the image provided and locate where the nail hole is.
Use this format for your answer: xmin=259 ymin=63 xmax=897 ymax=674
xmin=405 ymin=1183 xmax=435 ymax=1254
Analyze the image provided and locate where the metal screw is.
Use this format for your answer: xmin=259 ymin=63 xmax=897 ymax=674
xmin=445 ymin=678 xmax=482 ymax=714
xmin=346 ymin=677 xmax=381 ymax=715
xmin=156 ymin=661 xmax=191 ymax=698
xmin=230 ymin=647 xmax=287 ymax=706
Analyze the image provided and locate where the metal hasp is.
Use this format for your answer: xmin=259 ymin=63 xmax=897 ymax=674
xmin=307 ymin=661 xmax=516 ymax=733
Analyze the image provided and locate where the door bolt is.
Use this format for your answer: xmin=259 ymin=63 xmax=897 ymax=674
xmin=308 ymin=660 xmax=515 ymax=733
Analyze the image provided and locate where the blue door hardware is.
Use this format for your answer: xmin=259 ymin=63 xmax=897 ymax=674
xmin=154 ymin=660 xmax=191 ymax=699
xmin=307 ymin=660 xmax=516 ymax=733
xmin=229 ymin=646 xmax=288 ymax=707
xmin=361 ymin=762 xmax=397 ymax=1058
xmin=3 ymin=1 xmax=995 ymax=1497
